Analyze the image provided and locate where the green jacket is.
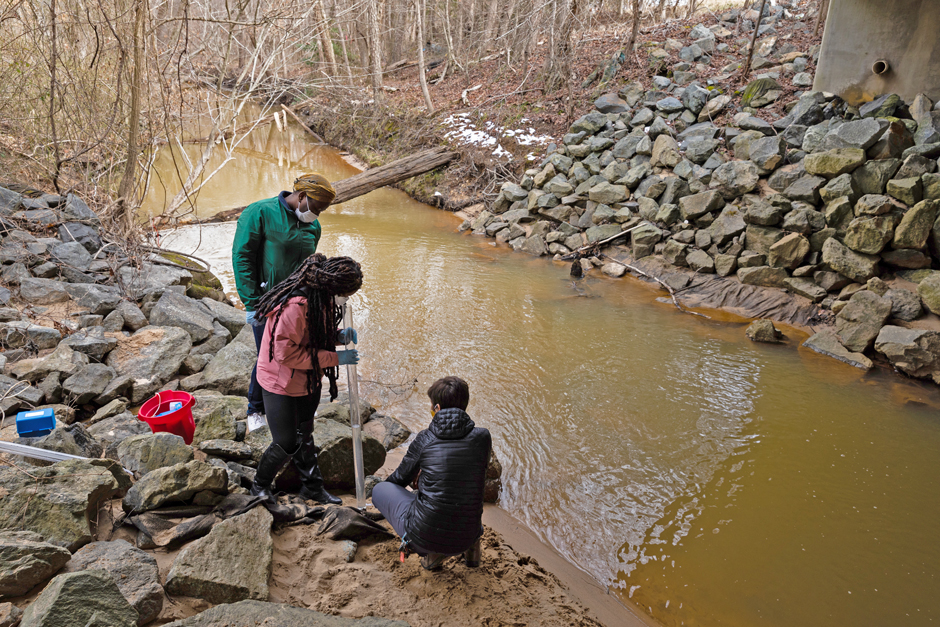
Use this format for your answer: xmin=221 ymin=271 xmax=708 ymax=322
xmin=232 ymin=194 xmax=321 ymax=311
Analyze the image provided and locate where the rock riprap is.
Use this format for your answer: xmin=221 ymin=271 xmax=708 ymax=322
xmin=0 ymin=531 xmax=71 ymax=597
xmin=165 ymin=506 xmax=273 ymax=604
xmin=122 ymin=460 xmax=228 ymax=513
xmin=19 ymin=569 xmax=138 ymax=627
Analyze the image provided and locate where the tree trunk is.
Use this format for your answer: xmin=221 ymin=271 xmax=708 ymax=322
xmin=118 ymin=0 xmax=148 ymax=228
xmin=367 ymin=0 xmax=383 ymax=99
xmin=622 ymin=0 xmax=641 ymax=55
xmin=542 ymin=0 xmax=577 ymax=93
xmin=813 ymin=0 xmax=829 ymax=37
xmin=314 ymin=0 xmax=336 ymax=76
xmin=414 ymin=0 xmax=434 ymax=113
xmin=741 ymin=0 xmax=768 ymax=78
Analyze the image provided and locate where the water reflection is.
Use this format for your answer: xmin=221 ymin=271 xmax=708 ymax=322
xmin=155 ymin=143 xmax=940 ymax=627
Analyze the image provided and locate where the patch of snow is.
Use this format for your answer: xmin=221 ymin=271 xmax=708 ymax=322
xmin=442 ymin=113 xmax=554 ymax=160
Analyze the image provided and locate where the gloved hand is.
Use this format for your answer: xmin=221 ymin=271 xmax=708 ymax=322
xmin=337 ymin=327 xmax=358 ymax=345
xmin=337 ymin=349 xmax=359 ymax=366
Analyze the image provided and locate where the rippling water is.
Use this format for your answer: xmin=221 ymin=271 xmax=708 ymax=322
xmin=148 ymin=135 xmax=940 ymax=627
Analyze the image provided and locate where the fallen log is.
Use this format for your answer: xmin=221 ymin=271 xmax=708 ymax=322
xmin=197 ymin=146 xmax=459 ymax=223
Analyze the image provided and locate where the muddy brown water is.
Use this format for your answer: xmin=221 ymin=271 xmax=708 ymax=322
xmin=143 ymin=122 xmax=940 ymax=627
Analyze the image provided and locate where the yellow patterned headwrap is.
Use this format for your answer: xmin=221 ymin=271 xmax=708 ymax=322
xmin=293 ymin=173 xmax=336 ymax=205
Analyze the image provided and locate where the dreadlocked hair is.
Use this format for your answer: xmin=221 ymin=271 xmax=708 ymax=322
xmin=255 ymin=254 xmax=363 ymax=400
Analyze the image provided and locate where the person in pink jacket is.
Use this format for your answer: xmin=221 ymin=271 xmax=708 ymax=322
xmin=249 ymin=253 xmax=363 ymax=504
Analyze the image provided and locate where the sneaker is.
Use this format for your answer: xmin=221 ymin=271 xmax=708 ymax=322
xmin=247 ymin=413 xmax=267 ymax=433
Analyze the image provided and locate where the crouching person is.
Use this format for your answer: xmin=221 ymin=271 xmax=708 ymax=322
xmin=372 ymin=376 xmax=491 ymax=570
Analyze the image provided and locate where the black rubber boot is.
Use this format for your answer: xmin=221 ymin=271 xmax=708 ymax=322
xmin=250 ymin=443 xmax=292 ymax=503
xmin=295 ymin=434 xmax=342 ymax=505
xmin=464 ymin=538 xmax=482 ymax=567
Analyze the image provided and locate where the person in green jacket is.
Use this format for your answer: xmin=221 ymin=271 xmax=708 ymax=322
xmin=232 ymin=173 xmax=336 ymax=431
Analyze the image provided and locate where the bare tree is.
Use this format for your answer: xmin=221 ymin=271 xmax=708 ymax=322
xmin=415 ymin=0 xmax=434 ymax=113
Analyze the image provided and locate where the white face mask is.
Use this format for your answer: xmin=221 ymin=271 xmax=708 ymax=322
xmin=295 ymin=207 xmax=317 ymax=223
xmin=333 ymin=295 xmax=348 ymax=306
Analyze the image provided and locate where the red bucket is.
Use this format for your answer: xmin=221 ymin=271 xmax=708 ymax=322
xmin=138 ymin=390 xmax=196 ymax=445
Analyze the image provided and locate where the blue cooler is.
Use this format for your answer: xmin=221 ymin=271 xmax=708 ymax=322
xmin=16 ymin=407 xmax=55 ymax=437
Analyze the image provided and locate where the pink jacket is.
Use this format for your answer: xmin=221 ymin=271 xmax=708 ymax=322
xmin=256 ymin=296 xmax=339 ymax=397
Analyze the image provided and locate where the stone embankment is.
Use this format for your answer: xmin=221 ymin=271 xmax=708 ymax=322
xmin=0 ymin=187 xmax=502 ymax=625
xmin=465 ymin=11 xmax=940 ymax=383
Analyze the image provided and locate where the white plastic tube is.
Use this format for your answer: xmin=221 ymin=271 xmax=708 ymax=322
xmin=343 ymin=302 xmax=366 ymax=510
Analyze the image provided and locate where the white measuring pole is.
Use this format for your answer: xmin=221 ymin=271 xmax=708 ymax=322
xmin=343 ymin=302 xmax=366 ymax=510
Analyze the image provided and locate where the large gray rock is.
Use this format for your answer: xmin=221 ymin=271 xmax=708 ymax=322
xmin=88 ymin=413 xmax=152 ymax=453
xmin=917 ymin=273 xmax=940 ymax=315
xmin=19 ymin=278 xmax=70 ymax=305
xmin=200 ymin=340 xmax=255 ymax=396
xmin=165 ymin=506 xmax=273 ymax=604
xmin=314 ymin=419 xmax=386 ymax=489
xmin=199 ymin=298 xmax=245 ymax=337
xmin=122 ymin=460 xmax=227 ymax=513
xmin=893 ymin=199 xmax=938 ymax=249
xmin=61 ymin=326 xmax=118 ymax=360
xmin=20 ymin=424 xmax=103 ymax=465
xmin=852 ymin=159 xmax=902 ymax=195
xmin=191 ymin=394 xmax=244 ymax=444
xmin=709 ymin=161 xmax=759 ymax=199
xmin=836 ymin=290 xmax=892 ymax=352
xmin=821 ymin=238 xmax=879 ymax=283
xmin=884 ymin=288 xmax=923 ymax=321
xmin=149 ymin=291 xmax=215 ymax=343
xmin=844 ymin=215 xmax=895 ymax=255
xmin=105 ymin=326 xmax=192 ymax=403
xmin=768 ymin=233 xmax=810 ymax=269
xmin=20 ymin=570 xmax=137 ymax=627
xmin=0 ymin=601 xmax=22 ymax=626
xmin=117 ymin=432 xmax=194 ymax=477
xmin=0 ymin=321 xmax=61 ymax=350
xmin=745 ymin=320 xmax=784 ymax=343
xmin=874 ymin=326 xmax=940 ymax=383
xmin=62 ymin=284 xmax=120 ymax=315
xmin=707 ymin=206 xmax=747 ymax=245
xmin=62 ymin=363 xmax=116 ymax=404
xmin=802 ymin=329 xmax=873 ymax=369
xmin=362 ymin=413 xmax=412 ymax=451
xmin=57 ymin=222 xmax=102 ymax=253
xmin=588 ymin=181 xmax=628 ymax=205
xmin=118 ymin=263 xmax=192 ymax=297
xmin=817 ymin=118 xmax=886 ymax=151
xmin=679 ymin=190 xmax=725 ymax=220
xmin=62 ymin=540 xmax=162 ymax=625
xmin=737 ymin=266 xmax=788 ymax=288
xmin=804 ymin=148 xmax=867 ymax=178
xmin=749 ymin=136 xmax=786 ymax=174
xmin=161 ymin=600 xmax=411 ymax=627
xmin=115 ymin=301 xmax=149 ymax=332
xmin=0 ymin=459 xmax=129 ymax=551
xmin=0 ymin=530 xmax=71 ymax=597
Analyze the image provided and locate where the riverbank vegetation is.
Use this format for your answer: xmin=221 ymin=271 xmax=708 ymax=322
xmin=0 ymin=0 xmax=829 ymax=228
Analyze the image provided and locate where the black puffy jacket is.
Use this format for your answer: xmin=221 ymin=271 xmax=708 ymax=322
xmin=385 ymin=407 xmax=492 ymax=555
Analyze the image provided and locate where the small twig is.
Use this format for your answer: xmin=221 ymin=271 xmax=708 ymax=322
xmin=598 ymin=254 xmax=711 ymax=320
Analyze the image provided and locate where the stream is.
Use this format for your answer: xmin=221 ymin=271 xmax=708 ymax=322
xmin=143 ymin=119 xmax=940 ymax=627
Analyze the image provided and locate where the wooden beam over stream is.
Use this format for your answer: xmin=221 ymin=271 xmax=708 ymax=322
xmin=198 ymin=146 xmax=459 ymax=223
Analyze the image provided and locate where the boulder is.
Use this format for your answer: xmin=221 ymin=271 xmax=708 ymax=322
xmin=197 ymin=440 xmax=253 ymax=460
xmin=314 ymin=419 xmax=386 ymax=489
xmin=106 ymin=326 xmax=192 ymax=403
xmin=844 ymin=215 xmax=895 ymax=255
xmin=0 ymin=602 xmax=22 ymax=626
xmin=165 ymin=506 xmax=273 ymax=604
xmin=588 ymin=181 xmax=628 ymax=205
xmin=686 ymin=250 xmax=715 ymax=273
xmin=749 ymin=136 xmax=787 ymax=174
xmin=62 ymin=363 xmax=116 ymax=404
xmin=122 ymin=460 xmax=228 ymax=513
xmin=884 ymin=288 xmax=923 ymax=321
xmin=802 ymin=329 xmax=873 ymax=369
xmin=0 ymin=459 xmax=129 ymax=551
xmin=651 ymin=135 xmax=682 ymax=168
xmin=697 ymin=95 xmax=731 ymax=122
xmin=852 ymin=159 xmax=902 ymax=195
xmin=62 ymin=284 xmax=121 ymax=316
xmin=784 ymin=277 xmax=827 ymax=302
xmin=0 ymin=321 xmax=61 ymax=350
xmin=117 ymin=432 xmax=194 ymax=477
xmin=362 ymin=414 xmax=412 ymax=451
xmin=191 ymin=394 xmax=244 ymax=444
xmin=783 ymin=175 xmax=826 ymax=204
xmin=88 ymin=413 xmax=152 ymax=453
xmin=118 ymin=263 xmax=192 ymax=297
xmin=0 ymin=530 xmax=72 ymax=597
xmin=803 ymin=148 xmax=866 ymax=178
xmin=61 ymin=326 xmax=118 ymax=360
xmin=19 ymin=569 xmax=138 ymax=627
xmin=149 ymin=291 xmax=215 ymax=343
xmin=20 ymin=424 xmax=102 ymax=465
xmin=158 ymin=600 xmax=410 ymax=627
xmin=709 ymin=161 xmax=759 ymax=199
xmin=887 ymin=177 xmax=923 ymax=205
xmin=745 ymin=319 xmax=784 ymax=343
xmin=708 ymin=206 xmax=747 ymax=245
xmin=679 ymin=190 xmax=725 ymax=220
xmin=744 ymin=225 xmax=785 ymax=255
xmin=57 ymin=222 xmax=102 ymax=253
xmin=836 ymin=290 xmax=892 ymax=352
xmin=200 ymin=340 xmax=255 ymax=396
xmin=737 ymin=266 xmax=788 ymax=288
xmin=821 ymin=238 xmax=879 ymax=283
xmin=19 ymin=278 xmax=70 ymax=305
xmin=874 ymin=326 xmax=940 ymax=383
xmin=917 ymin=273 xmax=940 ymax=315
xmin=893 ymin=199 xmax=938 ymax=249
xmin=768 ymin=232 xmax=810 ymax=269
xmin=62 ymin=540 xmax=162 ymax=625
xmin=817 ymin=118 xmax=886 ymax=151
